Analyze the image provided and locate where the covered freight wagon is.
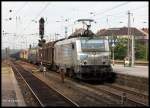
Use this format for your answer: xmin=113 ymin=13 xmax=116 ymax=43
xmin=28 ymin=47 xmax=39 ymax=64
xmin=38 ymin=42 xmax=55 ymax=67
xmin=19 ymin=50 xmax=28 ymax=60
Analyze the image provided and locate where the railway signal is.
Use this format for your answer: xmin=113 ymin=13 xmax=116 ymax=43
xmin=39 ymin=17 xmax=45 ymax=37
xmin=38 ymin=17 xmax=46 ymax=47
xmin=38 ymin=39 xmax=46 ymax=47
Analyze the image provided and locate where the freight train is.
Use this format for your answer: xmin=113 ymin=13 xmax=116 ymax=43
xmin=16 ymin=28 xmax=114 ymax=81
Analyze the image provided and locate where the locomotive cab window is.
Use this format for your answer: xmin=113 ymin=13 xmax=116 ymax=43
xmin=80 ymin=37 xmax=108 ymax=52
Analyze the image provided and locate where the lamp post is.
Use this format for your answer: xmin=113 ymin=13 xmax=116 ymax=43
xmin=112 ymin=42 xmax=115 ymax=66
xmin=108 ymin=28 xmax=120 ymax=66
xmin=142 ymin=21 xmax=148 ymax=61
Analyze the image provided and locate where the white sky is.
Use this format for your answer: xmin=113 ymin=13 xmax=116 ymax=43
xmin=2 ymin=1 xmax=148 ymax=49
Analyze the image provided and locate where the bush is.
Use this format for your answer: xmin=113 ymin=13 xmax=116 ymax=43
xmin=135 ymin=40 xmax=147 ymax=60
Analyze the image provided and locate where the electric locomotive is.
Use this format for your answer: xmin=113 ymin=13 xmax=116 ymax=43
xmin=53 ymin=28 xmax=113 ymax=80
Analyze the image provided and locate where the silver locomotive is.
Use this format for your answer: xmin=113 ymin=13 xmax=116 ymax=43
xmin=54 ymin=35 xmax=113 ymax=80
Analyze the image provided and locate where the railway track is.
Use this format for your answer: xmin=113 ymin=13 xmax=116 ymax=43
xmin=18 ymin=61 xmax=124 ymax=106
xmin=79 ymin=82 xmax=148 ymax=107
xmin=105 ymin=83 xmax=148 ymax=102
xmin=11 ymin=61 xmax=79 ymax=107
xmin=15 ymin=60 xmax=149 ymax=107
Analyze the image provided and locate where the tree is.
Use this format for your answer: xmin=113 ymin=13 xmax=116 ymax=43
xmin=111 ymin=38 xmax=147 ymax=61
xmin=110 ymin=38 xmax=128 ymax=60
xmin=135 ymin=40 xmax=147 ymax=60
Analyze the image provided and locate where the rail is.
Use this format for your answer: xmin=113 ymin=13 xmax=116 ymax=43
xmin=12 ymin=60 xmax=148 ymax=107
xmin=11 ymin=61 xmax=79 ymax=107
xmin=11 ymin=62 xmax=44 ymax=107
xmin=84 ymin=83 xmax=148 ymax=106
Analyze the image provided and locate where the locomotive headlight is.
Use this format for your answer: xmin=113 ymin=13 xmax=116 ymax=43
xmin=83 ymin=60 xmax=87 ymax=65
xmin=80 ymin=60 xmax=87 ymax=65
xmin=91 ymin=54 xmax=94 ymax=57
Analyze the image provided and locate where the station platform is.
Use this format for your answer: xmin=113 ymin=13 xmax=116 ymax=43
xmin=112 ymin=64 xmax=148 ymax=78
xmin=2 ymin=63 xmax=26 ymax=107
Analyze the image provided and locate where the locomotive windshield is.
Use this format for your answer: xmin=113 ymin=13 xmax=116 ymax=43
xmin=80 ymin=37 xmax=109 ymax=52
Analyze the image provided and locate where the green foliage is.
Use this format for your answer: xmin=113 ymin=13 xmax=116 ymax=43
xmin=110 ymin=38 xmax=148 ymax=61
xmin=135 ymin=40 xmax=147 ymax=60
xmin=112 ymin=38 xmax=128 ymax=60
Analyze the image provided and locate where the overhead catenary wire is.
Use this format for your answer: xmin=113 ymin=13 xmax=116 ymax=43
xmin=94 ymin=2 xmax=129 ymax=19
xmin=21 ymin=2 xmax=51 ymax=34
xmin=42 ymin=2 xmax=130 ymax=33
xmin=10 ymin=2 xmax=28 ymax=19
xmin=94 ymin=4 xmax=148 ymax=27
xmin=6 ymin=2 xmax=28 ymax=49
xmin=3 ymin=2 xmax=148 ymax=49
xmin=15 ymin=2 xmax=28 ymax=15
xmin=62 ymin=2 xmax=130 ymax=30
xmin=68 ymin=4 xmax=133 ymax=31
xmin=66 ymin=3 xmax=148 ymax=30
xmin=112 ymin=4 xmax=148 ymax=18
xmin=94 ymin=4 xmax=147 ymax=21
xmin=34 ymin=2 xmax=51 ymax=20
xmin=3 ymin=2 xmax=28 ymax=42
xmin=108 ymin=5 xmax=148 ymax=23
xmin=17 ymin=2 xmax=148 ymax=35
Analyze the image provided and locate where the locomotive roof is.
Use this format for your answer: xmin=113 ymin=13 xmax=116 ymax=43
xmin=68 ymin=28 xmax=95 ymax=39
xmin=42 ymin=28 xmax=96 ymax=48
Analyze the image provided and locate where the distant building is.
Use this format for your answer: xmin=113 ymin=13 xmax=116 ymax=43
xmin=96 ymin=27 xmax=148 ymax=43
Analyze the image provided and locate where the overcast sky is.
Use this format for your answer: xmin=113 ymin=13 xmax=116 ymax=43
xmin=2 ymin=1 xmax=148 ymax=49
